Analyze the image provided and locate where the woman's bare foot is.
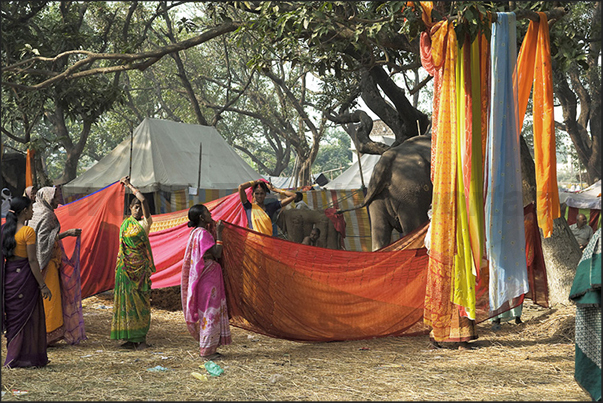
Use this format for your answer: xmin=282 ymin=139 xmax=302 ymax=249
xmin=135 ymin=342 xmax=150 ymax=350
xmin=457 ymin=341 xmax=474 ymax=350
xmin=428 ymin=340 xmax=442 ymax=349
xmin=203 ymin=352 xmax=223 ymax=360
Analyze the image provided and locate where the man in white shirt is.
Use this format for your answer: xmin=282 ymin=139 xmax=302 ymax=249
xmin=570 ymin=213 xmax=594 ymax=250
xmin=294 ymin=192 xmax=311 ymax=210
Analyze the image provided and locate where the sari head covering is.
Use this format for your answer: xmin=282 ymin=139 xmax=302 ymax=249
xmin=27 ymin=186 xmax=60 ymax=269
xmin=23 ymin=186 xmax=35 ymax=200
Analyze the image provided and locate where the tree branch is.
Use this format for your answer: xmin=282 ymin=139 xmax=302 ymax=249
xmin=2 ymin=21 xmax=241 ymax=91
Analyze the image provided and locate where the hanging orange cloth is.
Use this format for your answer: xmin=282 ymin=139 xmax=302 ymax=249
xmin=419 ymin=1 xmax=435 ymax=28
xmin=25 ymin=149 xmax=35 ymax=187
xmin=515 ymin=12 xmax=560 ymax=238
xmin=420 ymin=19 xmax=458 ymax=342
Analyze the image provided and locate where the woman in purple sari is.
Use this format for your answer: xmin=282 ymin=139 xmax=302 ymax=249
xmin=181 ymin=204 xmax=231 ymax=360
xmin=1 ymin=196 xmax=52 ymax=368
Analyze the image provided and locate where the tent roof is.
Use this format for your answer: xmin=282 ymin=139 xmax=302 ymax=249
xmin=63 ymin=118 xmax=261 ymax=195
xmin=559 ymin=180 xmax=601 ymax=210
xmin=324 ymin=136 xmax=395 ymax=190
xmin=262 ymin=173 xmax=328 ymax=189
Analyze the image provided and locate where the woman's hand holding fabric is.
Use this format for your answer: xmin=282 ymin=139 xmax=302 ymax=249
xmin=216 ymin=220 xmax=224 ymax=237
xmin=40 ymin=285 xmax=52 ymax=300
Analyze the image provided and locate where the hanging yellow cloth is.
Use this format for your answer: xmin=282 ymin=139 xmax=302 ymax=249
xmin=452 ymin=36 xmax=477 ymax=320
xmin=250 ymin=203 xmax=273 ymax=236
xmin=421 ymin=20 xmax=458 ymax=342
xmin=515 ymin=12 xmax=560 ymax=238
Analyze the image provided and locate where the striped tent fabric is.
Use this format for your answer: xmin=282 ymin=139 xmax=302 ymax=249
xmin=301 ymin=188 xmax=384 ymax=252
xmin=148 ymin=188 xmax=377 ymax=253
xmin=163 ymin=188 xmax=236 ymax=214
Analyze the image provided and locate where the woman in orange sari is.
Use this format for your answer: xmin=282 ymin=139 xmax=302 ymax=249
xmin=27 ymin=186 xmax=85 ymax=346
xmin=238 ymin=180 xmax=296 ymax=236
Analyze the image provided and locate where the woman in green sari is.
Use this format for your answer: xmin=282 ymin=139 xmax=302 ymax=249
xmin=110 ymin=176 xmax=155 ymax=350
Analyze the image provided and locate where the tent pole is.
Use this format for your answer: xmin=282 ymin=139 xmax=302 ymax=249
xmin=128 ymin=129 xmax=133 ymax=179
xmin=357 ymin=149 xmax=365 ymax=190
xmin=125 ymin=128 xmax=134 ymax=216
xmin=197 ymin=142 xmax=202 ymax=189
xmin=353 ymin=130 xmax=366 ymax=190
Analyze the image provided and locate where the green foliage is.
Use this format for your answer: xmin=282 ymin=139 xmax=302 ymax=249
xmin=547 ymin=2 xmax=594 ymax=72
xmin=2 ymin=1 xmax=599 ymax=185
xmin=312 ymin=127 xmax=353 ymax=174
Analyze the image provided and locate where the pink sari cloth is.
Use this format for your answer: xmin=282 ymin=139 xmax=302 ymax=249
xmin=181 ymin=227 xmax=231 ymax=356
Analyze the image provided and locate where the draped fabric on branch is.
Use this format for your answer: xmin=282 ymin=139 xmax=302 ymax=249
xmin=515 ymin=12 xmax=560 ymax=238
xmin=485 ymin=13 xmax=529 ymax=316
xmin=417 ymin=7 xmax=556 ymax=341
xmin=452 ymin=30 xmax=489 ymax=321
xmin=523 ymin=203 xmax=549 ymax=308
xmin=420 ymin=19 xmax=459 ymax=342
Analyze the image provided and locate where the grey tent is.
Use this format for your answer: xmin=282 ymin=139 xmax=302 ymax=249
xmin=63 ymin=118 xmax=261 ymax=197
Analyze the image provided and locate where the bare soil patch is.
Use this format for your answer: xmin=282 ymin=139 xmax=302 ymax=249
xmin=1 ymin=290 xmax=590 ymax=401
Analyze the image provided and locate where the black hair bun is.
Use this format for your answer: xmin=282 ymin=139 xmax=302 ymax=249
xmin=187 ymin=220 xmax=196 ymax=227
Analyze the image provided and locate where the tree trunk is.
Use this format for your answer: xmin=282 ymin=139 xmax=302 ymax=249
xmin=539 ymin=216 xmax=583 ymax=307
xmin=520 ymin=133 xmax=580 ymax=307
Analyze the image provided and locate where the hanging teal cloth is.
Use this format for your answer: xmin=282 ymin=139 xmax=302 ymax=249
xmin=485 ymin=12 xmax=529 ymax=314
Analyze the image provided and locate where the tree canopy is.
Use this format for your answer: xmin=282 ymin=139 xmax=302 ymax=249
xmin=1 ymin=1 xmax=600 ymax=188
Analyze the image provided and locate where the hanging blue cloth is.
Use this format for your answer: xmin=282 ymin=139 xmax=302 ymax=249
xmin=485 ymin=12 xmax=529 ymax=313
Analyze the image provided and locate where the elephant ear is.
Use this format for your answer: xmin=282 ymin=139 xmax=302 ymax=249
xmin=362 ymin=150 xmax=396 ymax=207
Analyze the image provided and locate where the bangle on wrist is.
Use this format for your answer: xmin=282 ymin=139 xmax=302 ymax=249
xmin=39 ymin=284 xmax=46 ymax=289
xmin=216 ymin=240 xmax=223 ymax=245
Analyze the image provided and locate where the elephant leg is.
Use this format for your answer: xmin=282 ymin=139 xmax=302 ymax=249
xmin=368 ymin=199 xmax=396 ymax=251
xmin=397 ymin=202 xmax=429 ymax=236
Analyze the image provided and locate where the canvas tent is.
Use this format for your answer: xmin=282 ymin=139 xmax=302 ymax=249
xmin=324 ymin=136 xmax=394 ymax=190
xmin=64 ymin=118 xmax=261 ymax=194
xmin=62 ymin=118 xmax=262 ymax=212
xmin=262 ymin=173 xmax=329 ymax=189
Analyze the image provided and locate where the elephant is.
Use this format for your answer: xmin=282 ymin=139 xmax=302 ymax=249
xmin=1 ymin=152 xmax=26 ymax=197
xmin=276 ymin=208 xmax=343 ymax=249
xmin=339 ymin=135 xmax=432 ymax=251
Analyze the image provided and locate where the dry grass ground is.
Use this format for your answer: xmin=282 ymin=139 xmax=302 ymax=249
xmin=1 ymin=291 xmax=591 ymax=401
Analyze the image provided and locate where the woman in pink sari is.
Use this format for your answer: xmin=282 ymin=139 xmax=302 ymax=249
xmin=181 ymin=204 xmax=231 ymax=359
